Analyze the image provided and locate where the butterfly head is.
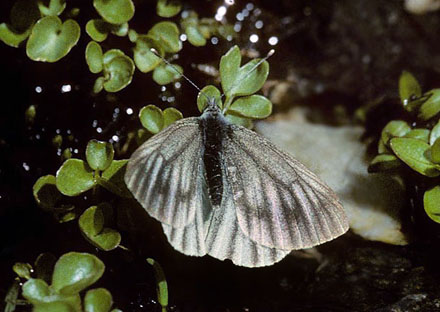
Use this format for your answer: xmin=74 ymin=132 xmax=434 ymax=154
xmin=202 ymin=96 xmax=221 ymax=115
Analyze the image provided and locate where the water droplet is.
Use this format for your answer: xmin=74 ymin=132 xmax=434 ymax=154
xmin=35 ymin=86 xmax=42 ymax=93
xmin=249 ymin=34 xmax=259 ymax=43
xmin=61 ymin=84 xmax=71 ymax=93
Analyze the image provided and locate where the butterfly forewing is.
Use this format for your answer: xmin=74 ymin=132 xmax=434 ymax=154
xmin=223 ymin=125 xmax=349 ymax=250
xmin=124 ymin=118 xmax=205 ymax=228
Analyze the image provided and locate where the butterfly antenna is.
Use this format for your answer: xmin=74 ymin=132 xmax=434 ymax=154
xmin=221 ymin=49 xmax=275 ymax=99
xmin=150 ymin=48 xmax=211 ymax=102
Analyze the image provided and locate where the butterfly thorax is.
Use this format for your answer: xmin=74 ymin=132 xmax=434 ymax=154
xmin=200 ymin=101 xmax=229 ymax=207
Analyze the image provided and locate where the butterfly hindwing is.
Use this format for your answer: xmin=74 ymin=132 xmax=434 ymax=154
xmin=223 ymin=124 xmax=349 ymax=250
xmin=124 ymin=118 xmax=206 ymax=228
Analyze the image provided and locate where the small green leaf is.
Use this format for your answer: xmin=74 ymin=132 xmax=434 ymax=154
xmin=86 ymin=140 xmax=114 ymax=171
xmin=225 ymin=113 xmax=253 ymax=129
xmin=0 ymin=23 xmax=31 ymax=47
xmin=52 ymin=252 xmax=105 ymax=295
xmin=38 ymin=0 xmax=66 ymax=16
xmin=368 ymin=154 xmax=401 ymax=172
xmin=424 ymin=186 xmax=440 ymax=223
xmin=432 ymin=138 xmax=440 ymax=164
xmin=110 ymin=22 xmax=128 ymax=37
xmin=93 ymin=0 xmax=135 ymax=24
xmin=419 ymin=89 xmax=440 ymax=121
xmin=13 ymin=262 xmax=33 ymax=279
xmin=56 ymin=159 xmax=96 ymax=196
xmin=377 ymin=138 xmax=391 ymax=154
xmin=84 ymin=288 xmax=113 ymax=312
xmin=102 ymin=51 xmax=135 ymax=92
xmin=163 ymin=108 xmax=183 ymax=128
xmin=147 ymin=258 xmax=168 ymax=310
xmin=148 ymin=21 xmax=182 ymax=53
xmin=403 ymin=128 xmax=430 ymax=143
xmin=390 ymin=137 xmax=440 ymax=177
xmin=100 ymin=160 xmax=131 ymax=198
xmin=381 ymin=120 xmax=411 ymax=145
xmin=430 ymin=120 xmax=440 ymax=145
xmin=152 ymin=63 xmax=183 ymax=85
xmin=33 ymin=302 xmax=77 ymax=312
xmin=228 ymin=95 xmax=272 ymax=119
xmin=157 ymin=0 xmax=182 ymax=18
xmin=4 ymin=280 xmax=20 ymax=312
xmin=26 ymin=16 xmax=80 ymax=62
xmin=399 ymin=71 xmax=421 ymax=109
xmin=86 ymin=19 xmax=108 ymax=42
xmin=133 ymin=35 xmax=163 ymax=73
xmin=85 ymin=41 xmax=104 ymax=74
xmin=79 ymin=205 xmax=105 ymax=237
xmin=220 ymin=45 xmax=241 ymax=96
xmin=94 ymin=77 xmax=105 ymax=93
xmin=197 ymin=85 xmax=222 ymax=112
xmin=22 ymin=278 xmax=51 ymax=304
xmin=33 ymin=175 xmax=62 ymax=210
xmin=34 ymin=253 xmax=57 ymax=283
xmin=185 ymin=25 xmax=206 ymax=47
xmin=139 ymin=105 xmax=164 ymax=134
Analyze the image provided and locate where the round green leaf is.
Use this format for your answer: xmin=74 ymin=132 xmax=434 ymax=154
xmin=430 ymin=120 xmax=440 ymax=145
xmin=56 ymin=159 xmax=96 ymax=196
xmin=33 ymin=175 xmax=62 ymax=210
xmin=38 ymin=0 xmax=66 ymax=16
xmin=403 ymin=128 xmax=430 ymax=143
xmin=33 ymin=302 xmax=75 ymax=312
xmin=79 ymin=205 xmax=105 ymax=237
xmin=103 ymin=49 xmax=125 ymax=64
xmin=100 ymin=160 xmax=131 ymax=198
xmin=229 ymin=59 xmax=269 ymax=97
xmin=52 ymin=252 xmax=105 ymax=296
xmin=432 ymin=138 xmax=440 ymax=164
xmin=86 ymin=20 xmax=108 ymax=42
xmin=163 ymin=107 xmax=183 ymax=128
xmin=152 ymin=63 xmax=182 ymax=85
xmin=390 ymin=137 xmax=440 ymax=177
xmin=94 ymin=77 xmax=105 ymax=93
xmin=89 ymin=227 xmax=122 ymax=251
xmin=93 ymin=0 xmax=134 ymax=24
xmin=225 ymin=113 xmax=253 ymax=129
xmin=110 ymin=22 xmax=128 ymax=37
xmin=102 ymin=53 xmax=135 ymax=92
xmin=86 ymin=140 xmax=114 ymax=171
xmin=399 ymin=71 xmax=421 ymax=108
xmin=424 ymin=186 xmax=440 ymax=223
xmin=85 ymin=41 xmax=104 ymax=74
xmin=381 ymin=120 xmax=411 ymax=145
xmin=368 ymin=154 xmax=401 ymax=173
xmin=186 ymin=25 xmax=206 ymax=47
xmin=139 ymin=105 xmax=164 ymax=134
xmin=84 ymin=288 xmax=113 ymax=312
xmin=0 ymin=23 xmax=31 ymax=47
xmin=220 ymin=45 xmax=241 ymax=96
xmin=157 ymin=0 xmax=182 ymax=18
xmin=419 ymin=89 xmax=440 ymax=121
xmin=148 ymin=21 xmax=181 ymax=53
xmin=197 ymin=85 xmax=222 ymax=112
xmin=228 ymin=95 xmax=272 ymax=119
xmin=13 ymin=262 xmax=32 ymax=279
xmin=26 ymin=16 xmax=80 ymax=62
xmin=22 ymin=279 xmax=51 ymax=304
xmin=133 ymin=35 xmax=163 ymax=73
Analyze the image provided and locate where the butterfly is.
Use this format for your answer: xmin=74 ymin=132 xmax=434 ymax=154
xmin=124 ymin=96 xmax=349 ymax=267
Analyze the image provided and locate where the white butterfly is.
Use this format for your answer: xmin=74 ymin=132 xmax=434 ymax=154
xmin=124 ymin=97 xmax=349 ymax=267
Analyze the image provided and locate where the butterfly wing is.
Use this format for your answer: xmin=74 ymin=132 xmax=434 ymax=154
xmin=124 ymin=117 xmax=206 ymax=228
xmin=223 ymin=124 xmax=349 ymax=250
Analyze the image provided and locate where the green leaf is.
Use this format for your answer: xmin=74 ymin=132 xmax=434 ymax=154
xmin=38 ymin=0 xmax=66 ymax=16
xmin=419 ymin=89 xmax=440 ymax=121
xmin=148 ymin=21 xmax=182 ymax=53
xmin=100 ymin=160 xmax=131 ymax=198
xmin=153 ymin=63 xmax=183 ymax=85
xmin=220 ymin=45 xmax=241 ymax=96
xmin=163 ymin=107 xmax=183 ymax=128
xmin=0 ymin=23 xmax=31 ymax=47
xmin=228 ymin=95 xmax=272 ymax=119
xmin=34 ymin=253 xmax=57 ymax=283
xmin=432 ymin=138 xmax=440 ymax=164
xmin=110 ymin=22 xmax=128 ymax=37
xmin=390 ymin=137 xmax=440 ymax=177
xmin=186 ymin=25 xmax=206 ymax=47
xmin=86 ymin=140 xmax=114 ymax=171
xmin=197 ymin=85 xmax=222 ymax=112
xmin=378 ymin=138 xmax=391 ymax=154
xmin=33 ymin=175 xmax=62 ymax=210
xmin=33 ymin=302 xmax=77 ymax=312
xmin=403 ymin=128 xmax=430 ymax=143
xmin=93 ymin=0 xmax=135 ymax=24
xmin=399 ymin=71 xmax=421 ymax=109
xmin=225 ymin=113 xmax=253 ymax=129
xmin=133 ymin=35 xmax=163 ymax=73
xmin=52 ymin=252 xmax=105 ymax=295
xmin=56 ymin=159 xmax=96 ymax=196
xmin=147 ymin=258 xmax=168 ymax=310
xmin=4 ymin=280 xmax=20 ymax=312
xmin=86 ymin=19 xmax=108 ymax=42
xmin=79 ymin=205 xmax=105 ymax=237
xmin=424 ymin=186 xmax=440 ymax=223
xmin=94 ymin=77 xmax=105 ymax=93
xmin=85 ymin=41 xmax=104 ymax=74
xmin=368 ymin=154 xmax=401 ymax=172
xmin=157 ymin=0 xmax=182 ymax=18
xmin=139 ymin=105 xmax=164 ymax=134
xmin=13 ymin=262 xmax=32 ymax=279
xmin=84 ymin=288 xmax=113 ymax=312
xmin=22 ymin=278 xmax=51 ymax=304
xmin=26 ymin=16 xmax=80 ymax=62
xmin=102 ymin=51 xmax=135 ymax=92
xmin=381 ymin=120 xmax=411 ymax=145
xmin=430 ymin=120 xmax=440 ymax=145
